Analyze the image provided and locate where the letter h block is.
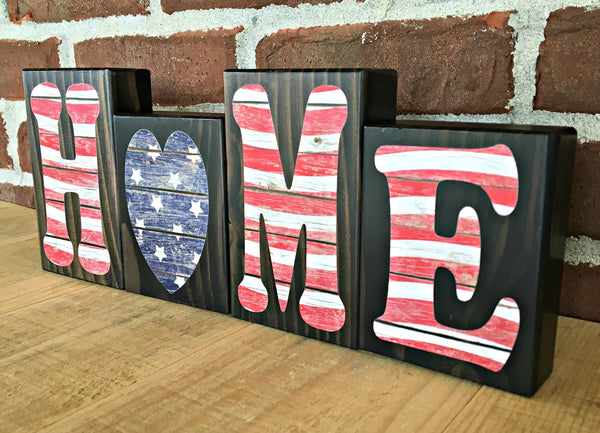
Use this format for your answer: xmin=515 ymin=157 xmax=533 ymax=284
xmin=360 ymin=123 xmax=576 ymax=396
xmin=23 ymin=69 xmax=152 ymax=288
xmin=225 ymin=69 xmax=397 ymax=347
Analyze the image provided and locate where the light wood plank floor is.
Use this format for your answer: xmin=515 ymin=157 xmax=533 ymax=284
xmin=1 ymin=202 xmax=598 ymax=433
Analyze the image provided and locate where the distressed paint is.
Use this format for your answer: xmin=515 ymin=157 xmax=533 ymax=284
xmin=30 ymin=82 xmax=110 ymax=275
xmin=373 ymin=144 xmax=520 ymax=372
xmin=232 ymin=84 xmax=347 ymax=332
xmin=124 ymin=129 xmax=209 ymax=294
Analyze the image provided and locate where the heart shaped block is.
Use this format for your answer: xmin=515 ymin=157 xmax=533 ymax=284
xmin=124 ymin=129 xmax=209 ymax=294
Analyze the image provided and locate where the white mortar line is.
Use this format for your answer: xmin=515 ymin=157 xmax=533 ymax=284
xmin=565 ymin=236 xmax=600 ymax=266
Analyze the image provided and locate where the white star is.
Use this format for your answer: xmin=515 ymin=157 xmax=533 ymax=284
xmin=135 ymin=218 xmax=145 ymax=228
xmin=151 ymin=195 xmax=163 ymax=212
xmin=172 ymin=223 xmax=183 ymax=240
xmin=130 ymin=168 xmax=143 ymax=185
xmin=154 ymin=246 xmax=167 ymax=262
xmin=148 ymin=144 xmax=160 ymax=161
xmin=168 ymin=172 xmax=181 ymax=189
xmin=174 ymin=276 xmax=186 ymax=289
xmin=192 ymin=251 xmax=202 ymax=264
xmin=136 ymin=229 xmax=143 ymax=245
xmin=186 ymin=147 xmax=201 ymax=163
xmin=189 ymin=200 xmax=203 ymax=217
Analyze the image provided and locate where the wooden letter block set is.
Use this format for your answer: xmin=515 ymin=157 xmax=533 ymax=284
xmin=24 ymin=68 xmax=576 ymax=396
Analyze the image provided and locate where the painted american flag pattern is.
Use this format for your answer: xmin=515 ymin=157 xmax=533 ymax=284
xmin=232 ymin=84 xmax=348 ymax=332
xmin=30 ymin=82 xmax=110 ymax=275
xmin=373 ymin=144 xmax=521 ymax=371
xmin=124 ymin=129 xmax=209 ymax=294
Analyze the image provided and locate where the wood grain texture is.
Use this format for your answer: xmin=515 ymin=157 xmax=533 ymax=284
xmin=361 ymin=122 xmax=576 ymax=396
xmin=23 ymin=68 xmax=152 ymax=288
xmin=115 ymin=113 xmax=229 ymax=313
xmin=0 ymin=202 xmax=598 ymax=433
xmin=225 ymin=69 xmax=397 ymax=347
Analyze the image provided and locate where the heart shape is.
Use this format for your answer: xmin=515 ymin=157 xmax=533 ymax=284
xmin=124 ymin=129 xmax=209 ymax=293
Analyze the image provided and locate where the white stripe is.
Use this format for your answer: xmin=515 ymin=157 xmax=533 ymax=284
xmin=43 ymin=235 xmax=74 ymax=253
xmin=72 ymin=122 xmax=96 ymax=138
xmin=43 ymin=175 xmax=100 ymax=203
xmin=40 ymin=144 xmax=98 ymax=171
xmin=385 ymin=279 xmax=520 ymax=322
xmin=245 ymin=203 xmax=336 ymax=234
xmin=299 ymin=289 xmax=344 ymax=309
xmin=239 ymin=274 xmax=343 ymax=309
xmin=375 ymin=149 xmax=518 ymax=180
xmin=78 ymin=244 xmax=110 ymax=263
xmin=33 ymin=113 xmax=96 ymax=138
xmin=66 ymin=89 xmax=99 ymax=100
xmin=46 ymin=204 xmax=103 ymax=234
xmin=391 ymin=239 xmax=480 ymax=267
xmin=233 ymin=88 xmax=347 ymax=105
xmin=245 ymin=239 xmax=337 ymax=272
xmin=373 ymin=321 xmax=512 ymax=365
xmin=241 ymin=128 xmax=341 ymax=153
xmin=244 ymin=166 xmax=338 ymax=194
xmin=390 ymin=196 xmax=481 ymax=221
xmin=31 ymin=84 xmax=60 ymax=98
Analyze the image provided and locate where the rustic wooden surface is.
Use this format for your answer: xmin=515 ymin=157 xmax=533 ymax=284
xmin=1 ymin=202 xmax=598 ymax=433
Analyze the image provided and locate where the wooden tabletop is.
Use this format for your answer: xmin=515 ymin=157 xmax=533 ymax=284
xmin=1 ymin=201 xmax=598 ymax=433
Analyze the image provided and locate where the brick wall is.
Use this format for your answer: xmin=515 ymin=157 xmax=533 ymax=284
xmin=0 ymin=0 xmax=598 ymax=321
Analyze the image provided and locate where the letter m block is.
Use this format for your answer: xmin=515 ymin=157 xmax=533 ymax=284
xmin=24 ymin=69 xmax=151 ymax=287
xmin=225 ymin=70 xmax=397 ymax=347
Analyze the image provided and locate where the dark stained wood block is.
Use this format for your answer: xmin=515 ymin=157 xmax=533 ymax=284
xmin=224 ymin=69 xmax=397 ymax=347
xmin=23 ymin=69 xmax=152 ymax=288
xmin=360 ymin=121 xmax=576 ymax=396
xmin=114 ymin=113 xmax=229 ymax=313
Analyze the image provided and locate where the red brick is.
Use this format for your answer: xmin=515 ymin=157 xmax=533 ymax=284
xmin=0 ymin=183 xmax=35 ymax=208
xmin=560 ymin=263 xmax=600 ymax=322
xmin=18 ymin=122 xmax=31 ymax=174
xmin=535 ymin=7 xmax=600 ymax=113
xmin=162 ymin=0 xmax=351 ymax=14
xmin=0 ymin=114 xmax=13 ymax=170
xmin=568 ymin=142 xmax=600 ymax=238
xmin=0 ymin=39 xmax=60 ymax=100
xmin=8 ymin=0 xmax=149 ymax=23
xmin=74 ymin=29 xmax=241 ymax=106
xmin=256 ymin=13 xmax=515 ymax=114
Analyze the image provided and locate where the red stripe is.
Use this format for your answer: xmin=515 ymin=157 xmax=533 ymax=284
xmin=67 ymin=83 xmax=95 ymax=92
xmin=243 ymin=146 xmax=339 ymax=177
xmin=375 ymin=330 xmax=505 ymax=372
xmin=43 ymin=242 xmax=73 ymax=266
xmin=299 ymin=301 xmax=345 ymax=332
xmin=391 ymin=256 xmax=479 ymax=287
xmin=245 ymin=189 xmax=337 ymax=217
xmin=30 ymin=98 xmax=61 ymax=120
xmin=384 ymin=169 xmax=518 ymax=190
xmin=238 ymin=283 xmax=268 ymax=313
xmin=40 ymin=134 xmax=98 ymax=158
xmin=378 ymin=298 xmax=519 ymax=348
xmin=386 ymin=178 xmax=517 ymax=209
xmin=66 ymin=102 xmax=100 ymax=124
xmin=391 ymin=214 xmax=480 ymax=236
xmin=233 ymin=104 xmax=348 ymax=135
xmin=391 ymin=225 xmax=480 ymax=247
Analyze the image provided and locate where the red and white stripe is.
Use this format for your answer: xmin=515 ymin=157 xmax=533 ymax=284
xmin=233 ymin=84 xmax=347 ymax=331
xmin=31 ymin=82 xmax=109 ymax=275
xmin=373 ymin=144 xmax=520 ymax=371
